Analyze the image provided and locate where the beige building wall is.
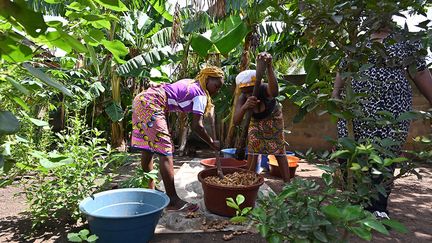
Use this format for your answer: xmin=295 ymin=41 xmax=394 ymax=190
xmin=281 ymin=78 xmax=431 ymax=152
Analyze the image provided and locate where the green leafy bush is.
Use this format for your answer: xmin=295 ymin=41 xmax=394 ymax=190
xmin=120 ymin=165 xmax=159 ymax=189
xmin=228 ymin=176 xmax=407 ymax=242
xmin=22 ymin=115 xmax=112 ymax=227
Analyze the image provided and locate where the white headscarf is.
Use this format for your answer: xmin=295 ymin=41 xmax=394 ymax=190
xmin=235 ymin=70 xmax=256 ymax=88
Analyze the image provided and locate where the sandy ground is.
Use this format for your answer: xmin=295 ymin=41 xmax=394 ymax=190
xmin=0 ymin=152 xmax=431 ymax=243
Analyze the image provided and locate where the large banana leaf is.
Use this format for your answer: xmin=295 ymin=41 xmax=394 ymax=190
xmin=116 ymin=48 xmax=170 ymax=77
xmin=259 ymin=21 xmax=286 ymax=38
xmin=213 ymin=20 xmax=249 ymax=54
xmin=183 ymin=11 xmax=211 ymax=34
xmin=0 ymin=35 xmax=33 ymax=62
xmin=0 ymin=111 xmax=20 ymax=135
xmin=35 ymin=29 xmax=89 ymax=54
xmin=148 ymin=0 xmax=173 ymax=22
xmin=23 ymin=63 xmax=73 ymax=97
xmin=190 ymin=33 xmax=213 ymax=57
xmin=210 ymin=15 xmax=243 ymax=42
xmin=190 ymin=15 xmax=251 ymax=57
xmin=84 ymin=28 xmax=106 ymax=47
xmin=0 ymin=0 xmax=47 ymax=37
xmin=143 ymin=19 xmax=162 ymax=38
xmin=101 ymin=39 xmax=129 ymax=64
xmin=150 ymin=27 xmax=172 ymax=48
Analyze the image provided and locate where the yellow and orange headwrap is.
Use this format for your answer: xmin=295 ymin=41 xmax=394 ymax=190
xmin=236 ymin=70 xmax=256 ymax=88
xmin=195 ymin=66 xmax=224 ymax=115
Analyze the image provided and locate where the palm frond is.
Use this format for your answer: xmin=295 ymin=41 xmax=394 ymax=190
xmin=116 ymin=48 xmax=172 ymax=77
xmin=26 ymin=0 xmax=70 ymax=15
xmin=151 ymin=27 xmax=173 ymax=48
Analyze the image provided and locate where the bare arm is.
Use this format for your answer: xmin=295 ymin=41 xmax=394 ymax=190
xmin=208 ymin=105 xmax=217 ymax=140
xmin=191 ymin=114 xmax=218 ymax=150
xmin=265 ymin=54 xmax=279 ymax=98
xmin=332 ymin=72 xmax=345 ymax=99
xmin=233 ymin=94 xmax=246 ymax=125
xmin=413 ymin=68 xmax=432 ymax=104
xmin=233 ymin=94 xmax=260 ymax=125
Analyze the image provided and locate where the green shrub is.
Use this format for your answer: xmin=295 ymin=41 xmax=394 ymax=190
xmin=228 ymin=176 xmax=407 ymax=242
xmin=120 ymin=165 xmax=159 ymax=189
xmin=23 ymin=115 xmax=112 ymax=228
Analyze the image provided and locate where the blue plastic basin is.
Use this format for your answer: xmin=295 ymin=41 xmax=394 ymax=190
xmin=221 ymin=148 xmax=247 ymax=158
xmin=79 ymin=188 xmax=169 ymax=243
xmin=221 ymin=148 xmax=267 ymax=172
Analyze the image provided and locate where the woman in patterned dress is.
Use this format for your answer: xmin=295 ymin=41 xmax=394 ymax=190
xmin=233 ymin=52 xmax=291 ymax=182
xmin=332 ymin=21 xmax=432 ymax=219
xmin=131 ymin=66 xmax=224 ymax=211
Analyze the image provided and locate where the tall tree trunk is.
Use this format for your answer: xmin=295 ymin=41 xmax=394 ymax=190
xmin=175 ymin=40 xmax=191 ymax=154
xmin=224 ymin=32 xmax=253 ymax=147
xmin=104 ymin=21 xmax=125 ymax=150
xmin=110 ymin=67 xmax=125 ymax=149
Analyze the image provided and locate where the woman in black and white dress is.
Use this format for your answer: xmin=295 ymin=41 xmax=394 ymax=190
xmin=332 ymin=23 xmax=432 ymax=219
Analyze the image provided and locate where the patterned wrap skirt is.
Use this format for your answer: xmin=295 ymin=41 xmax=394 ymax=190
xmin=131 ymin=86 xmax=173 ymax=156
xmin=247 ymin=103 xmax=286 ymax=156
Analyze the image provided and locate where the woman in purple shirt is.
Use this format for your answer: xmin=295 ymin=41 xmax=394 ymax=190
xmin=131 ymin=66 xmax=224 ymax=211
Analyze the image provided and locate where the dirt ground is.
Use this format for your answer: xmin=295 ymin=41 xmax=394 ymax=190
xmin=0 ymin=151 xmax=431 ymax=243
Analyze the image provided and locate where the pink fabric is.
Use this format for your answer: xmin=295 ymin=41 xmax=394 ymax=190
xmin=131 ymin=86 xmax=173 ymax=155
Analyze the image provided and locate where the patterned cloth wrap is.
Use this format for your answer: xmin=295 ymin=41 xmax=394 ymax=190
xmin=131 ymin=66 xmax=224 ymax=156
xmin=247 ymin=103 xmax=286 ymax=156
xmin=131 ymin=86 xmax=173 ymax=155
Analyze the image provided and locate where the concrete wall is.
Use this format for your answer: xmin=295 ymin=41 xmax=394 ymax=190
xmin=281 ymin=76 xmax=431 ymax=152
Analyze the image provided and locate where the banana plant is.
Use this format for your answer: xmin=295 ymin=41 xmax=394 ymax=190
xmin=0 ymin=0 xmax=75 ymax=142
xmin=190 ymin=15 xmax=251 ymax=57
xmin=0 ymin=0 xmax=136 ymax=167
xmin=116 ymin=10 xmax=175 ymax=77
xmin=222 ymin=0 xmax=296 ymax=147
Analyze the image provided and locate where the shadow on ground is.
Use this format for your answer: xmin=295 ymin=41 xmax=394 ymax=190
xmin=0 ymin=154 xmax=431 ymax=243
xmin=0 ymin=213 xmax=86 ymax=243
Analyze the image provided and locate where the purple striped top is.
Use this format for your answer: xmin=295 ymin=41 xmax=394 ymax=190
xmin=162 ymin=79 xmax=208 ymax=115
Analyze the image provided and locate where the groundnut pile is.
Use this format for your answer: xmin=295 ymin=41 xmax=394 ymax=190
xmin=204 ymin=172 xmax=260 ymax=187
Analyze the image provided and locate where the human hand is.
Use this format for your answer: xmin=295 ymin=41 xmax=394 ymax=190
xmin=264 ymin=53 xmax=273 ymax=67
xmin=242 ymin=96 xmax=260 ymax=110
xmin=258 ymin=52 xmax=272 ymax=66
xmin=256 ymin=52 xmax=267 ymax=74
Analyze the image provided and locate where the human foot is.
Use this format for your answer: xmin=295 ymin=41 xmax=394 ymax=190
xmin=166 ymin=199 xmax=199 ymax=212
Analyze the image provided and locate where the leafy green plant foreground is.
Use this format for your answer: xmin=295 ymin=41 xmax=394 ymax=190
xmin=120 ymin=165 xmax=159 ymax=189
xmin=21 ymin=115 xmax=113 ymax=227
xmin=67 ymin=229 xmax=98 ymax=243
xmin=228 ymin=176 xmax=407 ymax=243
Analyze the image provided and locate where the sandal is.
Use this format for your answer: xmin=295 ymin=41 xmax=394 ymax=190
xmin=167 ymin=202 xmax=199 ymax=212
